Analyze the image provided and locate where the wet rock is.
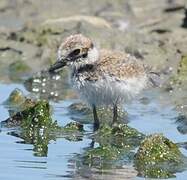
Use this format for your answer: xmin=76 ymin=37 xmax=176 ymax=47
xmin=2 ymin=100 xmax=55 ymax=128
xmin=163 ymin=55 xmax=187 ymax=116
xmin=82 ymin=144 xmax=135 ymax=170
xmin=175 ymin=115 xmax=187 ymax=134
xmin=85 ymin=145 xmax=122 ymax=161
xmin=177 ymin=55 xmax=187 ymax=81
xmin=1 ymin=1 xmax=183 ymax=85
xmin=77 ymin=123 xmax=144 ymax=170
xmin=82 ymin=143 xmax=135 ymax=169
xmin=61 ymin=122 xmax=84 ymax=142
xmin=170 ymin=55 xmax=187 ymax=84
xmin=3 ymin=98 xmax=85 ymax=155
xmin=2 ymin=100 xmax=62 ymax=157
xmin=3 ymin=88 xmax=26 ymax=106
xmin=96 ymin=124 xmax=145 ymax=149
xmin=135 ymin=134 xmax=184 ymax=178
xmin=3 ymin=88 xmax=38 ymax=117
xmin=64 ymin=122 xmax=84 ymax=132
xmin=68 ymin=102 xmax=91 ymax=115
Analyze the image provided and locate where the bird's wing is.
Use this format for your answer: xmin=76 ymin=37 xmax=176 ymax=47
xmin=77 ymin=49 xmax=146 ymax=82
xmin=97 ymin=49 xmax=146 ymax=81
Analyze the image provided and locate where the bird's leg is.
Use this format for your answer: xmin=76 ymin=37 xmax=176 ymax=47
xmin=92 ymin=105 xmax=100 ymax=131
xmin=113 ymin=104 xmax=118 ymax=125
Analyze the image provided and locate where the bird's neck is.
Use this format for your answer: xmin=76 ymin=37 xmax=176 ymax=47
xmin=87 ymin=46 xmax=99 ymax=64
xmin=71 ymin=62 xmax=96 ymax=77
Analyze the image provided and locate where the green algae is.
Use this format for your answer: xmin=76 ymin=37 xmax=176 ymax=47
xmin=177 ymin=55 xmax=187 ymax=82
xmin=96 ymin=124 xmax=145 ymax=149
xmin=85 ymin=145 xmax=121 ymax=160
xmin=135 ymin=134 xmax=184 ymax=178
xmin=80 ymin=124 xmax=145 ymax=169
xmin=61 ymin=122 xmax=85 ymax=141
xmin=82 ymin=145 xmax=128 ymax=169
xmin=20 ymin=100 xmax=58 ymax=129
xmin=2 ymin=97 xmax=85 ymax=156
xmin=2 ymin=100 xmax=60 ymax=156
xmin=169 ymin=55 xmax=187 ymax=85
xmin=64 ymin=122 xmax=84 ymax=132
xmin=68 ymin=102 xmax=91 ymax=115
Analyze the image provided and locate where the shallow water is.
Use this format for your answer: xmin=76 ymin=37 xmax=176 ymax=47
xmin=1 ymin=82 xmax=187 ymax=180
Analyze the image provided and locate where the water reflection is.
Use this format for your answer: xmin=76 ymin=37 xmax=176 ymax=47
xmin=24 ymin=70 xmax=75 ymax=101
xmin=175 ymin=115 xmax=187 ymax=135
xmin=1 ymin=71 xmax=187 ymax=179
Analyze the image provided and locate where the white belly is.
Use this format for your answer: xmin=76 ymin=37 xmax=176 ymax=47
xmin=71 ymin=75 xmax=148 ymax=106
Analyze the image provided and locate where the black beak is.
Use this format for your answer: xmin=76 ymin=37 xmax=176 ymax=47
xmin=48 ymin=60 xmax=66 ymax=73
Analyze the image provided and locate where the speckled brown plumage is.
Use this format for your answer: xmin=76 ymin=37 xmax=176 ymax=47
xmin=50 ymin=34 xmax=155 ymax=129
xmin=62 ymin=34 xmax=93 ymax=50
xmin=76 ymin=49 xmax=146 ymax=82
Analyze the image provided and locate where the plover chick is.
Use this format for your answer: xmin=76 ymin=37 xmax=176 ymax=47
xmin=49 ymin=34 xmax=158 ymax=130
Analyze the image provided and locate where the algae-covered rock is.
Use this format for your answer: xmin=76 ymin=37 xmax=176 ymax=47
xmin=64 ymin=122 xmax=84 ymax=132
xmin=3 ymin=88 xmax=26 ymax=106
xmin=135 ymin=134 xmax=184 ymax=178
xmin=3 ymin=99 xmax=86 ymax=156
xmin=82 ymin=143 xmax=135 ymax=169
xmin=2 ymin=100 xmax=56 ymax=128
xmin=2 ymin=100 xmax=61 ymax=157
xmin=82 ymin=145 xmax=126 ymax=169
xmin=164 ymin=55 xmax=187 ymax=117
xmin=68 ymin=102 xmax=91 ymax=115
xmin=96 ymin=124 xmax=145 ymax=149
xmin=20 ymin=100 xmax=58 ymax=129
xmin=170 ymin=55 xmax=187 ymax=84
xmin=60 ymin=122 xmax=84 ymax=142
xmin=177 ymin=55 xmax=187 ymax=81
xmin=78 ymin=123 xmax=144 ymax=169
xmin=85 ymin=145 xmax=121 ymax=161
xmin=3 ymin=88 xmax=38 ymax=117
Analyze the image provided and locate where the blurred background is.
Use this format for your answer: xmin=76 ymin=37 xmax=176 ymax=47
xmin=0 ymin=0 xmax=187 ymax=112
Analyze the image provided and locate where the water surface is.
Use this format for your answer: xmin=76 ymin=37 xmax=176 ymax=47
xmin=1 ymin=82 xmax=187 ymax=180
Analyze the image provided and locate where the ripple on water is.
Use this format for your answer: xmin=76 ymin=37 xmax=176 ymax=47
xmin=1 ymin=83 xmax=187 ymax=179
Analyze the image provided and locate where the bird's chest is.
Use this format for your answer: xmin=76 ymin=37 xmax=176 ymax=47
xmin=70 ymin=71 xmax=87 ymax=90
xmin=70 ymin=65 xmax=97 ymax=89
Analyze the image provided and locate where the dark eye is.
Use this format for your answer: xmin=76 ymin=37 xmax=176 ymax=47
xmin=82 ymin=53 xmax=87 ymax=58
xmin=70 ymin=49 xmax=80 ymax=57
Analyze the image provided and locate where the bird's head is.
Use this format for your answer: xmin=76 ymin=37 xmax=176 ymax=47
xmin=49 ymin=34 xmax=99 ymax=72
